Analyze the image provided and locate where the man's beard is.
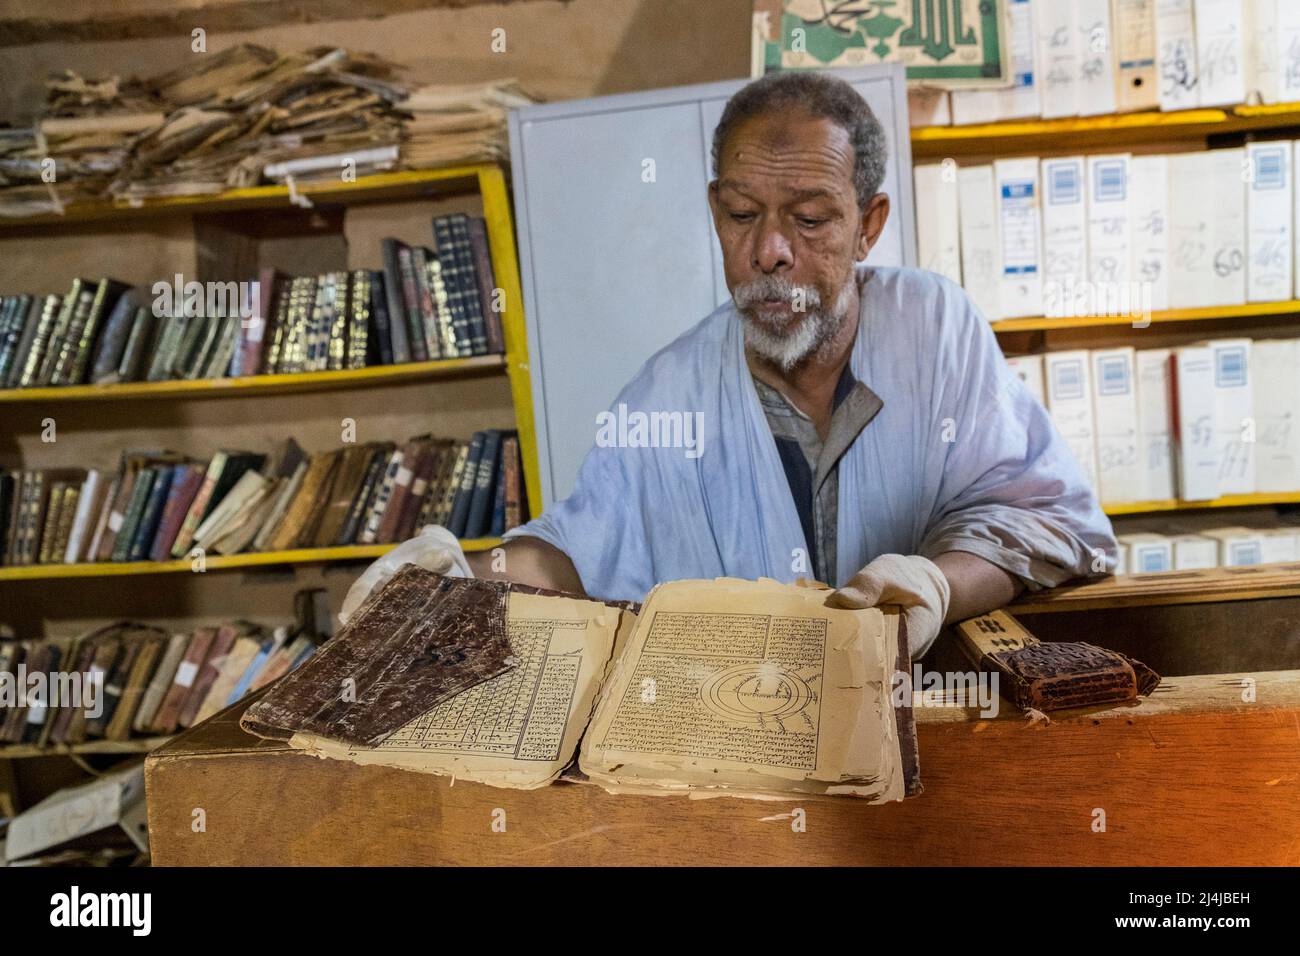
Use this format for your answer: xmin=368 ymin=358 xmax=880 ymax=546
xmin=733 ymin=273 xmax=857 ymax=372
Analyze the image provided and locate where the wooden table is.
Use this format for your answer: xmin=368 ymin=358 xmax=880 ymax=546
xmin=144 ymin=669 xmax=1300 ymax=866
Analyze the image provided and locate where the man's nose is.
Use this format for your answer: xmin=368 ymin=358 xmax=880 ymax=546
xmin=751 ymin=221 xmax=793 ymax=274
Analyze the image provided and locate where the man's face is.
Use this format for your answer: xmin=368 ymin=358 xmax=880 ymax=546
xmin=709 ymin=110 xmax=888 ymax=369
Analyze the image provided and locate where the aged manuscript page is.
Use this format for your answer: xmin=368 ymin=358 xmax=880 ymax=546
xmin=579 ymin=578 xmax=906 ymax=802
xmin=290 ymin=591 xmax=629 ymax=789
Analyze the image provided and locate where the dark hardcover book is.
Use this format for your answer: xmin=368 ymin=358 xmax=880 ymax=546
xmin=148 ymin=462 xmax=204 ymax=562
xmin=262 ymin=275 xmax=296 ymax=373
xmin=86 ymin=637 xmax=142 ymax=738
xmin=378 ymin=238 xmax=412 ymax=364
xmin=336 ymin=443 xmax=392 ymax=545
xmin=15 ymin=294 xmax=62 ymax=388
xmin=491 ymin=442 xmax=509 ymax=537
xmin=431 ymin=217 xmax=473 ymax=356
xmin=467 ymin=216 xmax=505 ymax=354
xmin=408 ymin=246 xmax=443 ymax=360
xmin=129 ymin=464 xmax=176 ymax=561
xmin=182 ymin=312 xmax=223 ymax=380
xmin=502 ymin=434 xmax=524 ymax=530
xmin=0 ymin=472 xmax=14 ymax=565
xmin=394 ymin=243 xmax=429 ymax=362
xmin=48 ymin=281 xmax=97 ymax=385
xmin=39 ymin=278 xmax=88 ymax=385
xmin=346 ymin=269 xmax=371 ymax=370
xmin=68 ymin=278 xmax=128 ymax=385
xmin=450 ymin=214 xmax=490 ymax=355
xmin=144 ymin=312 xmax=187 ymax=381
xmin=368 ymin=269 xmax=393 ymax=365
xmin=446 ymin=431 xmax=485 ymax=538
xmin=8 ymin=296 xmax=47 ymax=388
xmin=111 ymin=466 xmax=159 ymax=562
xmin=90 ymin=286 xmax=143 ymax=383
xmin=464 ymin=429 xmax=501 ymax=539
xmin=117 ymin=306 xmax=158 ymax=382
xmin=232 ymin=267 xmax=282 ymax=377
xmin=0 ymin=295 xmax=30 ymax=383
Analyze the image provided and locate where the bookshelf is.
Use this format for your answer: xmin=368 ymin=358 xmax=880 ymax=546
xmin=912 ymin=102 xmax=1300 ymax=526
xmin=0 ymin=737 xmax=171 ymax=760
xmin=1012 ymin=561 xmax=1300 ymax=613
xmin=0 ymin=161 xmax=540 ymax=633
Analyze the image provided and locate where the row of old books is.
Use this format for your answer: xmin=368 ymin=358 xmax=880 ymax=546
xmin=0 ymin=215 xmax=504 ymax=390
xmin=0 ymin=430 xmax=527 ymax=568
xmin=1006 ymin=338 xmax=1300 ymax=505
xmin=0 ymin=593 xmax=332 ymax=745
xmin=916 ymin=143 xmax=1300 ymax=321
xmin=0 ymin=44 xmax=533 ymax=216
xmin=908 ymin=0 xmax=1300 ymax=128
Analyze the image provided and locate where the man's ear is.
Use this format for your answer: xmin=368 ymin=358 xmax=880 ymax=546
xmin=856 ymin=193 xmax=890 ymax=260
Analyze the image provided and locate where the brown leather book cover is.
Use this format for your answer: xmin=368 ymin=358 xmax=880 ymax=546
xmin=62 ymin=636 xmax=121 ymax=744
xmin=46 ymin=635 xmax=100 ymax=745
xmin=266 ymin=452 xmax=337 ymax=552
xmin=241 ymin=567 xmax=515 ymax=747
xmin=393 ymin=438 xmax=444 ymax=541
xmin=177 ymin=622 xmax=239 ymax=728
xmin=149 ymin=626 xmax=217 ymax=734
xmin=96 ymin=465 xmax=139 ymax=562
xmin=106 ymin=633 xmax=167 ymax=740
xmin=312 ymin=444 xmax=379 ymax=548
xmin=502 ymin=435 xmax=522 ymax=530
xmin=376 ymin=438 xmax=426 ymax=544
xmin=84 ymin=633 xmax=144 ymax=738
xmin=956 ymin=610 xmax=1161 ymax=712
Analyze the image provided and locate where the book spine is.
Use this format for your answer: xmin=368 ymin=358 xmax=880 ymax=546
xmin=347 ymin=269 xmax=371 ymax=370
xmin=446 ymin=432 xmax=484 ymax=538
xmin=368 ymin=270 xmax=393 ymax=366
xmin=409 ymin=247 xmax=443 ymax=360
xmin=451 ymin=215 xmax=489 ymax=355
xmin=70 ymin=280 xmax=124 ymax=384
xmin=432 ymin=218 xmax=472 ymax=355
xmin=467 ymin=217 xmax=504 ymax=354
xmin=113 ymin=468 xmax=157 ymax=562
xmin=379 ymin=240 xmax=411 ymax=364
xmin=19 ymin=294 xmax=65 ymax=387
xmin=396 ymin=245 xmax=429 ymax=362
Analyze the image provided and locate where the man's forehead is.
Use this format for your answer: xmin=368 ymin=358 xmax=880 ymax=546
xmin=717 ymin=113 xmax=854 ymax=194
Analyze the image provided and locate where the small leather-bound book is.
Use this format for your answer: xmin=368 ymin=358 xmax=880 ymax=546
xmin=955 ymin=610 xmax=1161 ymax=712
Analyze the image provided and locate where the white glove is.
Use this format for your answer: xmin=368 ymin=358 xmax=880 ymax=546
xmin=339 ymin=525 xmax=472 ymax=625
xmin=825 ymin=553 xmax=951 ymax=658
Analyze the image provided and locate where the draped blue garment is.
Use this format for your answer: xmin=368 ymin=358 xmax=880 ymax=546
xmin=508 ymin=265 xmax=1118 ymax=603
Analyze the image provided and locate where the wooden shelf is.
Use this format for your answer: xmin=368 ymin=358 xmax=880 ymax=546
xmin=0 ymin=539 xmax=501 ymax=582
xmin=0 ymin=355 xmax=505 ymax=405
xmin=990 ymin=299 xmax=1300 ymax=333
xmin=912 ymin=102 xmax=1300 ymax=159
xmin=1103 ymin=492 xmax=1300 ymax=516
xmin=0 ymin=736 xmax=172 ymax=760
xmin=1012 ymin=561 xmax=1300 ymax=613
xmin=0 ymin=165 xmax=491 ymax=229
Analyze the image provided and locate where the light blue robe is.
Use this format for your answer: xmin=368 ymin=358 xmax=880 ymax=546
xmin=508 ymin=265 xmax=1118 ymax=602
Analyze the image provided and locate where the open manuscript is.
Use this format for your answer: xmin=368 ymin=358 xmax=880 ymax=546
xmin=241 ymin=567 xmax=919 ymax=801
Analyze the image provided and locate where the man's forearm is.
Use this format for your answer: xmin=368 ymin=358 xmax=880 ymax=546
xmin=931 ymin=551 xmax=1023 ymax=624
xmin=468 ymin=535 xmax=587 ymax=595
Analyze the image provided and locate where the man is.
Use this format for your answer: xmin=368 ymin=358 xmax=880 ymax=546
xmin=353 ymin=71 xmax=1116 ymax=657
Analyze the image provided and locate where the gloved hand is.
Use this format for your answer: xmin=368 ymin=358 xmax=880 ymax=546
xmin=339 ymin=525 xmax=473 ymax=625
xmin=825 ymin=553 xmax=951 ymax=658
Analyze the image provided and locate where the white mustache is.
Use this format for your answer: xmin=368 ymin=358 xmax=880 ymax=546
xmin=732 ymin=276 xmax=823 ymax=312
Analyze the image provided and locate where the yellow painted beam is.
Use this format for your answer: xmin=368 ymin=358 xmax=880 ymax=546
xmin=0 ymin=165 xmax=487 ymax=228
xmin=0 ymin=355 xmax=505 ymax=404
xmin=991 ymin=300 xmax=1300 ymax=333
xmin=0 ymin=539 xmax=501 ymax=582
xmin=1103 ymin=492 xmax=1300 ymax=516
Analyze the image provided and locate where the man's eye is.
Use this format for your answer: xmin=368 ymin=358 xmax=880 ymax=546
xmin=729 ymin=211 xmax=756 ymax=223
xmin=797 ymin=217 xmax=825 ymax=228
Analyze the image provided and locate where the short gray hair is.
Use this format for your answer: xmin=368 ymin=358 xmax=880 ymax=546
xmin=711 ymin=71 xmax=887 ymax=210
